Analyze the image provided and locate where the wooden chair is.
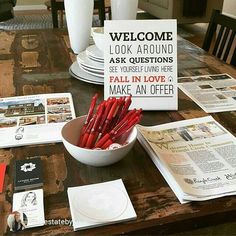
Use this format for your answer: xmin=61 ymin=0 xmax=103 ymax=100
xmin=202 ymin=9 xmax=236 ymax=66
xmin=48 ymin=0 xmax=107 ymax=28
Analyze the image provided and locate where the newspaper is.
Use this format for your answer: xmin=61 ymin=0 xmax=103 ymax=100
xmin=178 ymin=74 xmax=236 ymax=113
xmin=0 ymin=93 xmax=76 ymax=148
xmin=137 ymin=116 xmax=236 ymax=203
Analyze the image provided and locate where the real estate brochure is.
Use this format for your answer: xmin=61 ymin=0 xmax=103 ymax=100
xmin=178 ymin=73 xmax=236 ymax=113
xmin=67 ymin=179 xmax=137 ymax=231
xmin=137 ymin=116 xmax=236 ymax=203
xmin=0 ymin=93 xmax=76 ymax=148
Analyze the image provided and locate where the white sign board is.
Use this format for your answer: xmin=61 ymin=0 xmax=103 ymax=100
xmin=104 ymin=20 xmax=178 ymax=110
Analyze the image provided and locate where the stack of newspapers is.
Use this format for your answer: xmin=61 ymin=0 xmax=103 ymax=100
xmin=137 ymin=116 xmax=236 ymax=204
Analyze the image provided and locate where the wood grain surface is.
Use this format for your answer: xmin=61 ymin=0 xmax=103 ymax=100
xmin=0 ymin=30 xmax=236 ymax=235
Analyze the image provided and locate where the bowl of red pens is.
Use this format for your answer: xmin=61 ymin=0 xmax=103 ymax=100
xmin=61 ymin=94 xmax=142 ymax=167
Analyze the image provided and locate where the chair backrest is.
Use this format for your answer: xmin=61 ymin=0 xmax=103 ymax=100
xmin=50 ymin=0 xmax=106 ymax=28
xmin=202 ymin=9 xmax=236 ymax=66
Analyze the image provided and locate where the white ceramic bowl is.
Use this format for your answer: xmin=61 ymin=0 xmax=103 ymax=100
xmin=61 ymin=116 xmax=137 ymax=167
xmin=92 ymin=27 xmax=104 ymax=52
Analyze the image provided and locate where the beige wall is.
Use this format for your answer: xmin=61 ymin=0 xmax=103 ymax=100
xmin=223 ymin=0 xmax=236 ymax=16
xmin=17 ymin=0 xmax=45 ymax=5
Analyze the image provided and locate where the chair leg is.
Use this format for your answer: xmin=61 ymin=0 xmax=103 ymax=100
xmin=231 ymin=48 xmax=236 ymax=66
xmin=98 ymin=0 xmax=105 ymax=26
xmin=202 ymin=10 xmax=220 ymax=51
xmin=51 ymin=0 xmax=59 ymax=28
xmin=108 ymin=7 xmax=111 ymax=20
xmin=59 ymin=10 xmax=64 ymax=28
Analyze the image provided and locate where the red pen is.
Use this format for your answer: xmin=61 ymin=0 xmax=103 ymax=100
xmin=94 ymin=99 xmax=114 ymax=145
xmin=117 ymin=95 xmax=132 ymax=123
xmin=95 ymin=111 xmax=142 ymax=148
xmin=115 ymin=115 xmax=142 ymax=139
xmin=109 ymin=97 xmax=125 ymax=129
xmin=94 ymin=109 xmax=137 ymax=148
xmin=85 ymin=103 xmax=104 ymax=148
xmin=100 ymin=99 xmax=118 ymax=135
xmin=98 ymin=99 xmax=113 ymax=133
xmin=86 ymin=93 xmax=98 ymax=125
xmin=101 ymin=115 xmax=142 ymax=149
xmin=78 ymin=94 xmax=98 ymax=146
xmin=80 ymin=115 xmax=96 ymax=148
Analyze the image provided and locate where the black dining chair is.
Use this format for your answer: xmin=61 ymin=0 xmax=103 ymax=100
xmin=49 ymin=0 xmax=107 ymax=28
xmin=202 ymin=9 xmax=236 ymax=66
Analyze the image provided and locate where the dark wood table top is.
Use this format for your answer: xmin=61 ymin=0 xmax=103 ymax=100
xmin=1 ymin=29 xmax=236 ymax=235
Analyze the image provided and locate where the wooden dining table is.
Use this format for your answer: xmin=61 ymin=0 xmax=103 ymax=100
xmin=0 ymin=29 xmax=236 ymax=235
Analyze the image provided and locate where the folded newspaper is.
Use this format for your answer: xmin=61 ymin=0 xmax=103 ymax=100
xmin=0 ymin=93 xmax=76 ymax=148
xmin=137 ymin=116 xmax=236 ymax=203
xmin=178 ymin=73 xmax=236 ymax=113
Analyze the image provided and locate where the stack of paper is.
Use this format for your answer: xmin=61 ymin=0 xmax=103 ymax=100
xmin=137 ymin=116 xmax=236 ymax=203
xmin=67 ymin=179 xmax=137 ymax=231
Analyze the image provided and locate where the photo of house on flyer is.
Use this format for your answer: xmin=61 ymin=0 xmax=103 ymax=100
xmin=0 ymin=93 xmax=75 ymax=148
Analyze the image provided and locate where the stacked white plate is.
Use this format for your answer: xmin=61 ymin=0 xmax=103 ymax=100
xmin=69 ymin=45 xmax=104 ymax=85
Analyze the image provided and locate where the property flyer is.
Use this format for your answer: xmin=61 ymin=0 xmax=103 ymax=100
xmin=104 ymin=20 xmax=178 ymax=110
xmin=178 ymin=73 xmax=236 ymax=113
xmin=137 ymin=116 xmax=236 ymax=203
xmin=0 ymin=93 xmax=76 ymax=148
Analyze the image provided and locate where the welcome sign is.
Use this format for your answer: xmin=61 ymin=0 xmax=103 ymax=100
xmin=104 ymin=20 xmax=178 ymax=110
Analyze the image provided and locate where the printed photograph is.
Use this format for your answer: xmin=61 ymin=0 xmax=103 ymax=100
xmin=210 ymin=74 xmax=231 ymax=80
xmin=47 ymin=97 xmax=70 ymax=106
xmin=19 ymin=115 xmax=45 ymax=126
xmin=178 ymin=77 xmax=194 ymax=83
xmin=160 ymin=153 xmax=188 ymax=165
xmin=21 ymin=191 xmax=37 ymax=208
xmin=193 ymin=76 xmax=213 ymax=82
xmin=48 ymin=113 xmax=73 ymax=123
xmin=0 ymin=117 xmax=17 ymax=128
xmin=198 ymin=85 xmax=213 ymax=89
xmin=0 ymin=98 xmax=45 ymax=118
xmin=143 ymin=129 xmax=183 ymax=143
xmin=7 ymin=211 xmax=27 ymax=232
xmin=216 ymin=94 xmax=227 ymax=100
xmin=216 ymin=87 xmax=229 ymax=91
xmin=142 ymin=121 xmax=226 ymax=144
xmin=47 ymin=105 xmax=71 ymax=114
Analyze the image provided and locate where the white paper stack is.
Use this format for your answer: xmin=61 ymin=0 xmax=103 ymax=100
xmin=67 ymin=179 xmax=137 ymax=231
xmin=137 ymin=116 xmax=236 ymax=203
